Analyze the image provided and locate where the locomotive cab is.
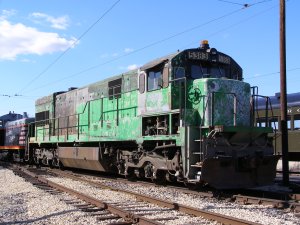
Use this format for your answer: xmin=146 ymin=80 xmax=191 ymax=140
xmin=166 ymin=41 xmax=279 ymax=188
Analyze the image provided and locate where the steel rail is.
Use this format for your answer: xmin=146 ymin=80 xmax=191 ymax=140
xmin=49 ymin=169 xmax=260 ymax=225
xmin=233 ymin=195 xmax=300 ymax=212
xmin=17 ymin=167 xmax=162 ymax=225
xmin=234 ymin=195 xmax=289 ymax=208
xmin=38 ymin=177 xmax=161 ymax=225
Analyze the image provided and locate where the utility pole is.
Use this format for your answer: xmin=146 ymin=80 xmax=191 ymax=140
xmin=280 ymin=0 xmax=289 ymax=185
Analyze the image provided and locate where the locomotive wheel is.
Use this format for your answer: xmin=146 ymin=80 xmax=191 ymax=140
xmin=33 ymin=156 xmax=38 ymax=165
xmin=125 ymin=167 xmax=136 ymax=181
xmin=42 ymin=156 xmax=48 ymax=166
xmin=165 ymin=172 xmax=176 ymax=182
xmin=154 ymin=170 xmax=167 ymax=185
xmin=48 ymin=160 xmax=53 ymax=168
xmin=59 ymin=161 xmax=65 ymax=170
xmin=144 ymin=162 xmax=155 ymax=180
xmin=52 ymin=157 xmax=59 ymax=167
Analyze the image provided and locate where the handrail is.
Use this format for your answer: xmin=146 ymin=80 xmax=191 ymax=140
xmin=252 ymin=94 xmax=276 ymax=152
xmin=169 ymin=77 xmax=187 ymax=125
xmin=252 ymin=95 xmax=275 ymax=129
xmin=29 ymin=88 xmax=137 ymax=141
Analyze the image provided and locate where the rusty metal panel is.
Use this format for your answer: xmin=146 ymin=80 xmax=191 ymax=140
xmin=76 ymin=87 xmax=89 ymax=108
xmin=123 ymin=70 xmax=138 ymax=92
xmin=56 ymin=93 xmax=68 ymax=136
xmin=58 ymin=146 xmax=106 ymax=171
xmin=35 ymin=94 xmax=53 ymax=108
xmin=140 ymin=52 xmax=178 ymax=71
xmin=55 ymin=87 xmax=89 ymax=136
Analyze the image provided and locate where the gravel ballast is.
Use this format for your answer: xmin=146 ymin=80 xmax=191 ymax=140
xmin=0 ymin=167 xmax=121 ymax=225
xmin=1 ymin=166 xmax=299 ymax=225
xmin=75 ymin=174 xmax=300 ymax=225
xmin=46 ymin=177 xmax=213 ymax=224
xmin=0 ymin=167 xmax=211 ymax=224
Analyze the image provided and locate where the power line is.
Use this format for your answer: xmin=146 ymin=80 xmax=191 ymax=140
xmin=218 ymin=0 xmax=249 ymax=6
xmin=22 ymin=0 xmax=274 ymax=94
xmin=16 ymin=0 xmax=121 ymax=95
xmin=0 ymin=94 xmax=40 ymax=99
xmin=253 ymin=0 xmax=274 ymax=6
xmin=1 ymin=94 xmax=21 ymax=98
xmin=218 ymin=0 xmax=272 ymax=7
xmin=245 ymin=67 xmax=300 ymax=80
xmin=24 ymin=5 xmax=252 ymax=94
xmin=181 ymin=0 xmax=278 ymax=49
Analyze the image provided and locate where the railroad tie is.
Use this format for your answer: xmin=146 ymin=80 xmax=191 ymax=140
xmin=96 ymin=214 xmax=120 ymax=221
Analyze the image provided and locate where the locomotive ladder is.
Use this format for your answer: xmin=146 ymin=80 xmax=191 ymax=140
xmin=190 ymin=94 xmax=211 ymax=169
xmin=191 ymin=127 xmax=205 ymax=169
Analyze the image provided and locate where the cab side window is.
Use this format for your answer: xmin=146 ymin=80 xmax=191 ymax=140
xmin=147 ymin=68 xmax=162 ymax=91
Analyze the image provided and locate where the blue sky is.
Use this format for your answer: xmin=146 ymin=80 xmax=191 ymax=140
xmin=0 ymin=0 xmax=299 ymax=117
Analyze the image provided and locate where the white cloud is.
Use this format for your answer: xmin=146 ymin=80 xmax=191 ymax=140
xmin=0 ymin=20 xmax=77 ymax=60
xmin=124 ymin=48 xmax=133 ymax=53
xmin=127 ymin=64 xmax=139 ymax=70
xmin=100 ymin=53 xmax=109 ymax=58
xmin=30 ymin=12 xmax=70 ymax=30
xmin=0 ymin=9 xmax=17 ymax=20
xmin=20 ymin=58 xmax=36 ymax=63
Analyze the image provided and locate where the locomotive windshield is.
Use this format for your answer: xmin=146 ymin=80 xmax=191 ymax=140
xmin=189 ymin=61 xmax=228 ymax=79
xmin=172 ymin=48 xmax=243 ymax=81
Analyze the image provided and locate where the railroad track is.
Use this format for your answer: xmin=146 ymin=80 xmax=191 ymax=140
xmin=10 ymin=165 xmax=260 ymax=225
xmin=233 ymin=194 xmax=300 ymax=212
xmin=48 ymin=167 xmax=300 ymax=214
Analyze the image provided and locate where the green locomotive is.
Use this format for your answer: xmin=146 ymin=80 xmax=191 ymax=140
xmin=26 ymin=41 xmax=279 ymax=189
